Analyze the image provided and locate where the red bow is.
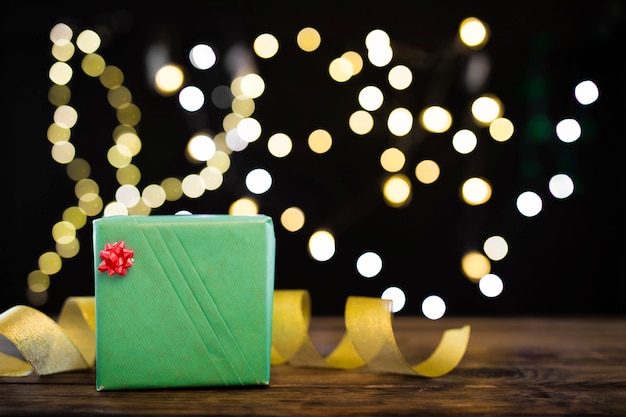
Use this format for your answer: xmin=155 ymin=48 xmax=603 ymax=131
xmin=98 ymin=241 xmax=134 ymax=276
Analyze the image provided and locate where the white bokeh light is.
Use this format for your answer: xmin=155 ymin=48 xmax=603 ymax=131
xmin=516 ymin=191 xmax=543 ymax=217
xmin=555 ymin=118 xmax=581 ymax=143
xmin=421 ymin=295 xmax=446 ymax=320
xmin=245 ymin=168 xmax=272 ymax=194
xmin=479 ymin=273 xmax=504 ymax=297
xmin=483 ymin=235 xmax=508 ymax=261
xmin=548 ymin=173 xmax=575 ymax=199
xmin=189 ymin=44 xmax=217 ymax=70
xmin=381 ymin=286 xmax=406 ymax=313
xmin=356 ymin=251 xmax=383 ymax=278
xmin=178 ymin=85 xmax=205 ymax=112
xmin=574 ymin=80 xmax=599 ymax=105
xmin=452 ymin=129 xmax=478 ymax=154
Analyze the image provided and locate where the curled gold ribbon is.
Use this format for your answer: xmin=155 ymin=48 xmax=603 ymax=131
xmin=0 ymin=290 xmax=470 ymax=378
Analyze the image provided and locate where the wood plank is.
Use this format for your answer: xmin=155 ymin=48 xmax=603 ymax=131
xmin=1 ymin=316 xmax=625 ymax=416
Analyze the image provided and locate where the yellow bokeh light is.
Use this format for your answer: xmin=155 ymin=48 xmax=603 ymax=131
xmin=49 ymin=61 xmax=73 ymax=85
xmin=253 ymin=33 xmax=279 ymax=58
xmin=154 ymin=64 xmax=184 ymax=96
xmin=100 ymin=65 xmax=124 ymax=89
xmin=28 ymin=270 xmax=50 ymax=293
xmin=380 ymin=147 xmax=406 ymax=172
xmin=489 ymin=117 xmax=515 ymax=142
xmin=52 ymin=220 xmax=76 ymax=243
xmin=207 ymin=150 xmax=231 ymax=173
xmin=66 ymin=157 xmax=90 ymax=181
xmin=231 ymin=96 xmax=255 ymax=117
xmin=38 ymin=251 xmax=63 ymax=275
xmin=51 ymin=41 xmax=75 ymax=62
xmin=81 ymin=53 xmax=106 ymax=77
xmin=76 ymin=29 xmax=101 ymax=53
xmin=53 ymin=105 xmax=78 ymax=128
xmin=127 ymin=198 xmax=152 ymax=216
xmin=420 ymin=106 xmax=452 ymax=133
xmin=459 ymin=17 xmax=489 ymax=49
xmin=116 ymin=131 xmax=142 ymax=156
xmin=56 ymin=237 xmax=80 ymax=259
xmin=142 ymin=184 xmax=167 ymax=208
xmin=47 ymin=123 xmax=71 ymax=144
xmin=116 ymin=163 xmax=141 ymax=186
xmin=382 ymin=174 xmax=412 ymax=208
xmin=280 ymin=206 xmax=306 ymax=232
xmin=461 ymin=251 xmax=491 ymax=283
xmin=107 ymin=86 xmax=133 ymax=109
xmin=62 ymin=206 xmax=87 ymax=229
xmin=51 ymin=141 xmax=76 ymax=164
xmin=267 ymin=133 xmax=293 ymax=158
xmin=341 ymin=51 xmax=363 ymax=75
xmin=103 ymin=201 xmax=130 ymax=217
xmin=297 ymin=27 xmax=321 ymax=52
xmin=229 ymin=198 xmax=259 ymax=215
xmin=78 ymin=192 xmax=103 ymax=216
xmin=308 ymin=129 xmax=332 ymax=154
xmin=181 ymin=174 xmax=206 ymax=198
xmin=461 ymin=177 xmax=492 ymax=206
xmin=75 ymin=178 xmax=99 ymax=198
xmin=349 ymin=110 xmax=374 ymax=135
xmin=161 ymin=177 xmax=184 ymax=201
xmin=200 ymin=166 xmax=223 ymax=191
xmin=415 ymin=160 xmax=440 ymax=184
xmin=471 ymin=95 xmax=503 ymax=126
xmin=117 ymin=103 xmax=141 ymax=126
xmin=329 ymin=57 xmax=353 ymax=82
xmin=107 ymin=144 xmax=133 ymax=168
xmin=48 ymin=84 xmax=71 ymax=107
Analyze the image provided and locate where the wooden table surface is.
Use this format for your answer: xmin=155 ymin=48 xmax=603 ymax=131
xmin=1 ymin=316 xmax=625 ymax=416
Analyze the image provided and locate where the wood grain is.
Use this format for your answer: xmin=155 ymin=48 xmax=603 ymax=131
xmin=1 ymin=316 xmax=625 ymax=416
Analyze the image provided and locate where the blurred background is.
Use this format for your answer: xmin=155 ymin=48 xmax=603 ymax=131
xmin=1 ymin=1 xmax=624 ymax=318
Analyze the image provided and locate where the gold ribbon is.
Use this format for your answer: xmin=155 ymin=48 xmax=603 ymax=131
xmin=0 ymin=290 xmax=470 ymax=378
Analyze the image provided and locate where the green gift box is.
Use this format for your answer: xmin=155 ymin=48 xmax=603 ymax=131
xmin=92 ymin=214 xmax=275 ymax=390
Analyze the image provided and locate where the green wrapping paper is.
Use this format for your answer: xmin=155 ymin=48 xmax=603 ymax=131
xmin=93 ymin=214 xmax=275 ymax=390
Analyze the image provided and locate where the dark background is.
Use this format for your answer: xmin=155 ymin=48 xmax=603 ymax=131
xmin=1 ymin=1 xmax=624 ymax=316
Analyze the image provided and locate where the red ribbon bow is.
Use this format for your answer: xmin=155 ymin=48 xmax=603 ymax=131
xmin=98 ymin=241 xmax=134 ymax=276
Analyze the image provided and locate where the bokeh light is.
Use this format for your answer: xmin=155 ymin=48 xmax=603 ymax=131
xmin=574 ymin=80 xmax=599 ymax=105
xmin=308 ymin=230 xmax=336 ymax=262
xmin=479 ymin=273 xmax=504 ymax=297
xmin=461 ymin=251 xmax=491 ymax=282
xmin=483 ymin=235 xmax=509 ymax=261
xmin=297 ymin=27 xmax=321 ymax=52
xmin=420 ymin=106 xmax=452 ymax=133
xmin=555 ymin=118 xmax=582 ymax=143
xmin=421 ymin=295 xmax=446 ymax=320
xmin=381 ymin=287 xmax=406 ymax=313
xmin=461 ymin=177 xmax=492 ymax=206
xmin=356 ymin=252 xmax=383 ymax=278
xmin=516 ymin=191 xmax=543 ymax=217
xmin=548 ymin=173 xmax=575 ymax=199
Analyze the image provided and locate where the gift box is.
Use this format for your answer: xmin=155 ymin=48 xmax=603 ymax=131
xmin=92 ymin=214 xmax=275 ymax=390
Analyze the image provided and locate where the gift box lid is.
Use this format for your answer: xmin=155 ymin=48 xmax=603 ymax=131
xmin=93 ymin=214 xmax=275 ymax=390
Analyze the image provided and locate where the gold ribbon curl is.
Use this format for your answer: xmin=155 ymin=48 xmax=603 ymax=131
xmin=0 ymin=290 xmax=470 ymax=378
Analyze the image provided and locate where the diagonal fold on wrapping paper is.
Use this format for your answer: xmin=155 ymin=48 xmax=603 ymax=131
xmin=0 ymin=290 xmax=470 ymax=378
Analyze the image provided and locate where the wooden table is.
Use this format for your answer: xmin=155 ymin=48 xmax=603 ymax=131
xmin=1 ymin=316 xmax=625 ymax=416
